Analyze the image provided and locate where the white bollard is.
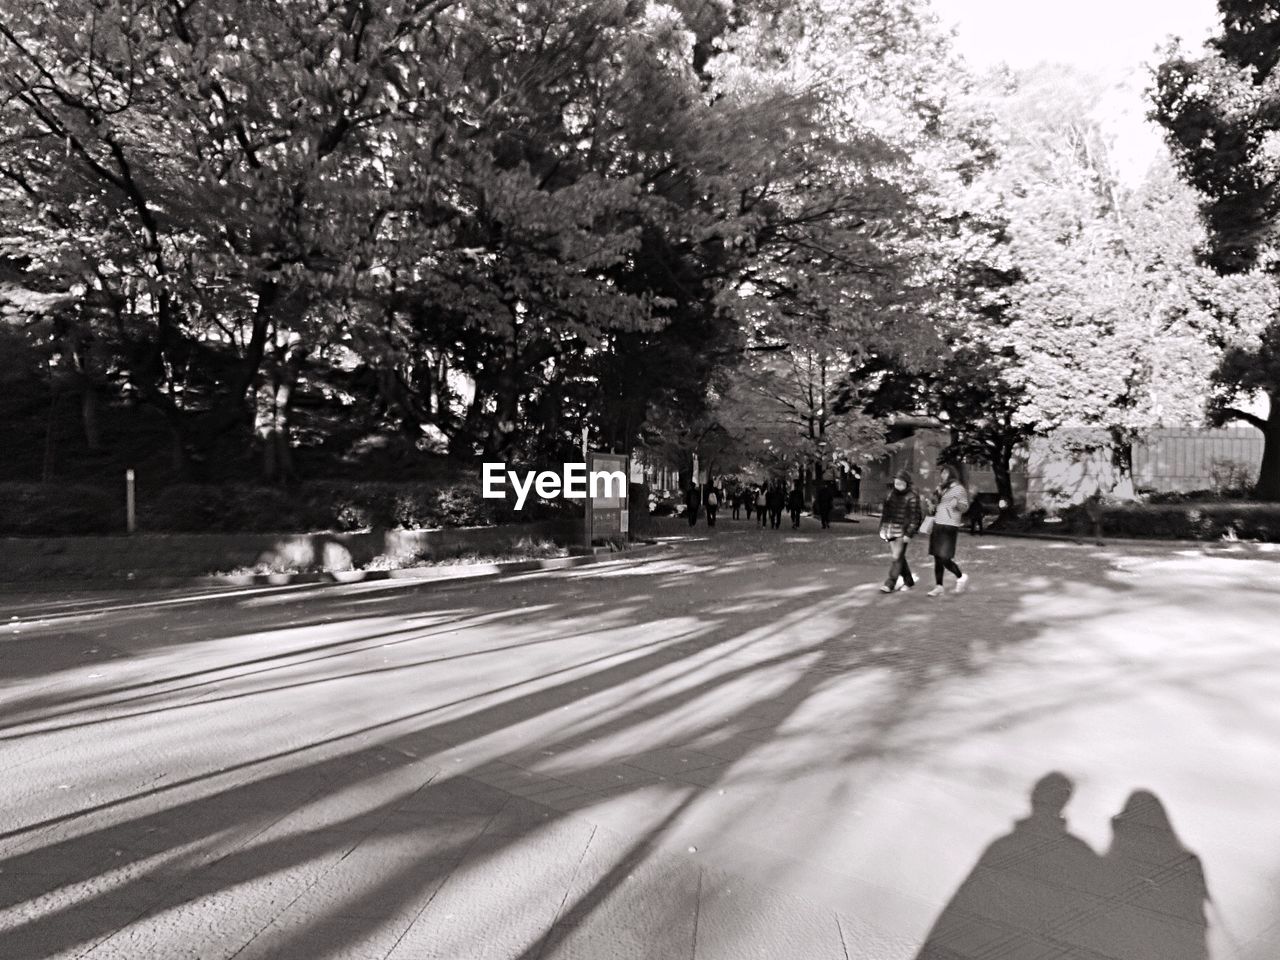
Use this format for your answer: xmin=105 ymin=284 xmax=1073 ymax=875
xmin=126 ymin=469 xmax=136 ymax=534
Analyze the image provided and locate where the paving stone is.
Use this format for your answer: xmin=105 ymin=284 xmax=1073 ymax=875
xmin=693 ymin=867 xmax=849 ymax=960
xmin=621 ymin=747 xmax=725 ymax=778
xmin=386 ymin=805 xmax=596 ymax=960
xmin=536 ymin=825 xmax=700 ymax=960
xmin=234 ymin=909 xmax=412 ymax=960
xmin=0 ymin=907 xmax=139 ymax=960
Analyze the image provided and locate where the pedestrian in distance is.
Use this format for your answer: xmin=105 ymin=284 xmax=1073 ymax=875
xmin=744 ymin=487 xmax=755 ymax=521
xmin=705 ymin=485 xmax=719 ymax=526
xmin=685 ymin=483 xmax=700 ymax=528
xmin=787 ymin=482 xmax=804 ymax=528
xmin=926 ymin=464 xmax=970 ymax=596
xmin=966 ymin=486 xmax=985 ymax=536
xmin=878 ymin=470 xmax=922 ymax=593
xmin=731 ymin=488 xmax=742 ymax=521
xmin=815 ymin=481 xmax=835 ymax=529
xmin=767 ymin=483 xmax=785 ymax=529
xmin=757 ymin=485 xmax=769 ymax=527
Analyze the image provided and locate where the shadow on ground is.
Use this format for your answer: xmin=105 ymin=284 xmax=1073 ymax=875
xmin=1 ymin=522 xmax=1277 ymax=959
xmin=916 ymin=773 xmax=1210 ymax=960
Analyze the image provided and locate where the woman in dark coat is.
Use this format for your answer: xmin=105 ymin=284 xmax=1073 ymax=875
xmin=766 ymin=483 xmax=785 ymax=529
xmin=878 ymin=469 xmax=922 ymax=592
xmin=684 ymin=484 xmax=700 ymax=527
xmin=787 ymin=483 xmax=805 ymax=528
xmin=815 ymin=482 xmax=835 ymax=529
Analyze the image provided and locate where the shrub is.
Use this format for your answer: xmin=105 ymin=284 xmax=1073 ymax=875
xmin=303 ymin=479 xmax=571 ymax=530
xmin=0 ymin=482 xmax=121 ymax=535
xmin=1098 ymin=502 xmax=1280 ymax=542
xmin=7 ymin=474 xmax=581 ymax=535
xmin=628 ymin=481 xmax=653 ymax=536
xmin=146 ymin=484 xmax=322 ymax=533
xmin=1142 ymin=487 xmax=1252 ymax=505
xmin=1042 ymin=500 xmax=1280 ymax=542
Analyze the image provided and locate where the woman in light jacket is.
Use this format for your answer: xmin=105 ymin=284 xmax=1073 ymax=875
xmin=927 ymin=464 xmax=970 ymax=596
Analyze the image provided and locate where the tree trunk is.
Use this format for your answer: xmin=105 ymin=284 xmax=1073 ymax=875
xmin=80 ymin=378 xmax=102 ymax=452
xmin=1109 ymin=432 xmax=1137 ymax=501
xmin=170 ymin=423 xmax=189 ymax=478
xmin=991 ymin=446 xmax=1017 ymax=516
xmin=256 ymin=363 xmax=298 ymax=485
xmin=42 ymin=387 xmax=57 ymax=483
xmin=1256 ymin=393 xmax=1280 ymax=501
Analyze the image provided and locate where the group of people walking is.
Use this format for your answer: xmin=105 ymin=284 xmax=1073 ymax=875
xmin=682 ymin=465 xmax=980 ymax=598
xmin=878 ymin=464 xmax=971 ymax=597
xmin=686 ymin=480 xmax=839 ymax=530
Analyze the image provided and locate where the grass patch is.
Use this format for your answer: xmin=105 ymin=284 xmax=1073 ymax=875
xmin=216 ymin=535 xmax=568 ymax=577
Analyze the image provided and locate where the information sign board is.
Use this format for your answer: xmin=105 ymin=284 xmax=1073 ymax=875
xmin=586 ymin=452 xmax=629 ymax=545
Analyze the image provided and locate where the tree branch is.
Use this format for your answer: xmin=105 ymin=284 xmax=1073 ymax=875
xmin=1220 ymin=407 xmax=1268 ymax=432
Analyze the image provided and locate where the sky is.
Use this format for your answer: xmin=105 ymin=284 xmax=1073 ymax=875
xmin=928 ymin=0 xmax=1222 ymax=182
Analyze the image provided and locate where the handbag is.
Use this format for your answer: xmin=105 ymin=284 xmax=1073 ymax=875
xmin=918 ymin=516 xmax=935 ymax=536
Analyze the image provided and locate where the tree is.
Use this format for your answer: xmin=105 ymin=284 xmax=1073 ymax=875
xmin=1152 ymin=0 xmax=1280 ymax=499
xmin=971 ymin=66 xmax=1248 ymax=499
xmin=717 ymin=347 xmax=887 ymax=486
xmin=0 ymin=0 xmax=472 ymax=478
xmin=0 ymin=0 xmax=1011 ymax=489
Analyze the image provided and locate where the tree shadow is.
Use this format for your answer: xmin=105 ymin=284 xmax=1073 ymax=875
xmin=0 ymin=532 xmax=1264 ymax=959
xmin=916 ymin=773 xmax=1209 ymax=960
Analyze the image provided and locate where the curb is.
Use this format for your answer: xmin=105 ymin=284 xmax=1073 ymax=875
xmin=0 ymin=541 xmax=670 ymax=595
xmin=194 ymin=540 xmax=666 ymax=588
xmin=982 ymin=529 xmax=1280 ymax=553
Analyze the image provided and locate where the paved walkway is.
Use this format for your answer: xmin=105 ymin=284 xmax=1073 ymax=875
xmin=2 ymin=520 xmax=1279 ymax=959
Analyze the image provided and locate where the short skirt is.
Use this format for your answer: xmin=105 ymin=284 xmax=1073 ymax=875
xmin=928 ymin=523 xmax=959 ymax=560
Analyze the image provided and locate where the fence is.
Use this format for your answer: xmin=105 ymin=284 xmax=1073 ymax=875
xmin=1131 ymin=427 xmax=1265 ymax=493
xmin=1023 ymin=425 xmax=1266 ymax=507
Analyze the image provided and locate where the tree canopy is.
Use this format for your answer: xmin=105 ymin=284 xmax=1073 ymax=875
xmin=2 ymin=0 xmax=1273 ymax=512
xmin=1152 ymin=0 xmax=1280 ymax=499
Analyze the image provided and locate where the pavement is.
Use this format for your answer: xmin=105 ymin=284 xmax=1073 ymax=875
xmin=2 ymin=518 xmax=1279 ymax=959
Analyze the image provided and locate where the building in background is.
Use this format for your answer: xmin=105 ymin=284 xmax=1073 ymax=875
xmin=860 ymin=420 xmax=1264 ymax=511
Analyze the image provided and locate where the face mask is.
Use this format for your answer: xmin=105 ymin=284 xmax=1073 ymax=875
xmin=893 ymin=481 xmax=906 ymax=491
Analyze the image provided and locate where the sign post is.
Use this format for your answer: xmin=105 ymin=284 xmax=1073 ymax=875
xmin=585 ymin=451 xmax=629 ymax=548
xmin=125 ymin=469 xmax=136 ymax=534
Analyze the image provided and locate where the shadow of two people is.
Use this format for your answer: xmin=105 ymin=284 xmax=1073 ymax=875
xmin=917 ymin=773 xmax=1209 ymax=960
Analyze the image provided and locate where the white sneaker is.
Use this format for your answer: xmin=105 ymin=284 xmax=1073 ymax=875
xmin=955 ymin=574 xmax=969 ymax=594
xmin=927 ymin=585 xmax=944 ymax=597
xmin=879 ymin=584 xmax=894 ymax=593
xmin=899 ymin=580 xmax=915 ymax=591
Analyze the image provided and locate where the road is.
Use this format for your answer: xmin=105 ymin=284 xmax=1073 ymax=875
xmin=2 ymin=519 xmax=1279 ymax=959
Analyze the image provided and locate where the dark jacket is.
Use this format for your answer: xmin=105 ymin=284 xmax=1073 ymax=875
xmin=879 ymin=486 xmax=923 ymax=537
xmin=766 ymin=486 xmax=785 ymax=510
xmin=787 ymin=487 xmax=805 ymax=511
xmin=816 ymin=486 xmax=835 ymax=511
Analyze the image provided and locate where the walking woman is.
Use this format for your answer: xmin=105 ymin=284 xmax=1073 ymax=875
xmin=927 ymin=465 xmax=971 ymax=596
xmin=878 ymin=470 xmax=923 ymax=593
xmin=685 ymin=483 xmax=700 ymax=528
xmin=787 ymin=482 xmax=804 ymax=528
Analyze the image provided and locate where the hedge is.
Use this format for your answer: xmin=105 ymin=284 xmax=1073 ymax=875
xmin=146 ymin=481 xmax=576 ymax=533
xmin=0 ymin=483 xmax=122 ymax=535
xmin=1058 ymin=501 xmax=1280 ymax=542
xmin=1 ymin=479 xmax=578 ymax=536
